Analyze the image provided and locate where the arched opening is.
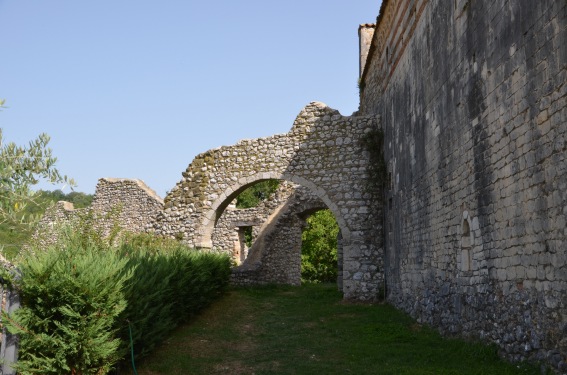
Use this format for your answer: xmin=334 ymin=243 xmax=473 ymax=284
xmin=300 ymin=208 xmax=340 ymax=285
xmin=211 ymin=179 xmax=288 ymax=264
xmin=209 ymin=177 xmax=347 ymax=288
xmin=197 ymin=171 xmax=351 ymax=251
xmin=460 ymin=216 xmax=473 ymax=272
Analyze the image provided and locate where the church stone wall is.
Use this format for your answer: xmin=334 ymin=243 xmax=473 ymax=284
xmin=360 ymin=0 xmax=566 ymax=369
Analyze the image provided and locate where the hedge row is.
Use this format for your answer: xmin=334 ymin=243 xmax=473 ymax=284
xmin=116 ymin=233 xmax=232 ymax=362
xmin=3 ymin=231 xmax=231 ymax=375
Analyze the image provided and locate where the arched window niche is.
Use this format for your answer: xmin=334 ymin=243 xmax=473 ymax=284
xmin=460 ymin=211 xmax=474 ymax=272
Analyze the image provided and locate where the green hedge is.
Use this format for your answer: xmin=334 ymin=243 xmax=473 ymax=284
xmin=3 ymin=232 xmax=231 ymax=374
xmin=116 ymin=233 xmax=231 ymax=361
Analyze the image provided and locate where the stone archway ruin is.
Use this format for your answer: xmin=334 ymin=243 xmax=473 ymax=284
xmin=210 ymin=180 xmax=343 ymax=288
xmin=211 ymin=180 xmax=299 ymax=264
xmin=230 ymin=183 xmax=331 ymax=286
xmin=154 ymin=102 xmax=383 ymax=300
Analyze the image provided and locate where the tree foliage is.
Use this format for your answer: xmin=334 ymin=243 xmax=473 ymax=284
xmin=236 ymin=180 xmax=280 ymax=209
xmin=301 ymin=209 xmax=339 ymax=283
xmin=0 ymin=128 xmax=75 ymax=228
xmin=39 ymin=189 xmax=93 ymax=209
xmin=0 ymin=189 xmax=93 ymax=259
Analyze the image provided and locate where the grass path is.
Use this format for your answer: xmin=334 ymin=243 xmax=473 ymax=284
xmin=130 ymin=284 xmax=539 ymax=374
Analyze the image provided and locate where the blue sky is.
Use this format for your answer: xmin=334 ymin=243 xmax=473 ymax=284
xmin=1 ymin=1 xmax=381 ymax=197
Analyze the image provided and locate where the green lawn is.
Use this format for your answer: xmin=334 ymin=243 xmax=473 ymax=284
xmin=129 ymin=284 xmax=540 ymax=375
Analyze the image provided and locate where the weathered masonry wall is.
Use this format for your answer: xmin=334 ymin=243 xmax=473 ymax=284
xmin=360 ymin=0 xmax=566 ymax=370
xmin=90 ymin=178 xmax=164 ymax=236
xmin=154 ymin=102 xmax=384 ymax=300
xmin=34 ymin=178 xmax=163 ymax=245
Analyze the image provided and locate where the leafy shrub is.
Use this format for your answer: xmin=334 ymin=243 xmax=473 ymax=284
xmin=4 ymin=230 xmax=232 ymax=374
xmin=4 ymin=233 xmax=133 ymax=374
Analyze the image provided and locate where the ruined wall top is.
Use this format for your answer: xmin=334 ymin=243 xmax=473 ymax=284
xmin=33 ymin=177 xmax=164 ymax=246
xmin=94 ymin=178 xmax=163 ymax=206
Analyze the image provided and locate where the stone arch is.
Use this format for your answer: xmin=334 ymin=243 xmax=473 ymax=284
xmin=231 ymin=184 xmax=337 ymax=286
xmin=199 ymin=171 xmax=351 ymax=250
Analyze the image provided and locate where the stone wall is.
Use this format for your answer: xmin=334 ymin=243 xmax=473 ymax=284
xmin=34 ymin=178 xmax=163 ymax=245
xmin=360 ymin=0 xmax=566 ymax=370
xmin=32 ymin=202 xmax=85 ymax=247
xmin=90 ymin=178 xmax=164 ymax=237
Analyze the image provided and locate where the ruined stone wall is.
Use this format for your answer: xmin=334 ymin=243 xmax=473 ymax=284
xmin=155 ymin=102 xmax=384 ymax=300
xmin=231 ymin=185 xmax=328 ymax=286
xmin=32 ymin=201 xmax=85 ymax=248
xmin=90 ymin=178 xmax=164 ymax=236
xmin=34 ymin=178 xmax=163 ymax=245
xmin=360 ymin=0 xmax=566 ymax=369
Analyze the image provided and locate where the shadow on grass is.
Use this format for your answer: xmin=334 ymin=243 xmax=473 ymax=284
xmin=127 ymin=284 xmax=543 ymax=375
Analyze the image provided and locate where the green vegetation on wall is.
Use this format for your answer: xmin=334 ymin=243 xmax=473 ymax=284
xmin=359 ymin=128 xmax=387 ymax=191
